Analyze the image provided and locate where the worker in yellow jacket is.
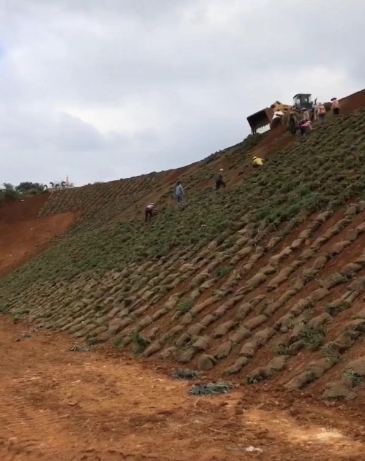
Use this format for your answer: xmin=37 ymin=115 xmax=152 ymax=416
xmin=252 ymin=156 xmax=264 ymax=167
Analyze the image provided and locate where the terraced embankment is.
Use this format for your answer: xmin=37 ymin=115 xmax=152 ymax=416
xmin=1 ymin=90 xmax=365 ymax=404
xmin=2 ymin=89 xmax=365 ymax=460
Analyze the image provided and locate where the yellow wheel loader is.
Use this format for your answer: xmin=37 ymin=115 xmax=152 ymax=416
xmin=247 ymin=94 xmax=315 ymax=133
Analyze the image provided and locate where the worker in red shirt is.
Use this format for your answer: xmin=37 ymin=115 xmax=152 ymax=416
xmin=298 ymin=119 xmax=312 ymax=141
xmin=145 ymin=203 xmax=157 ymax=222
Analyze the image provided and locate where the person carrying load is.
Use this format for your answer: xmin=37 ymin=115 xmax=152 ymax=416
xmin=317 ymin=102 xmax=326 ymax=123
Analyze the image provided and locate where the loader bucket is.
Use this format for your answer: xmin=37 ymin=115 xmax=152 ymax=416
xmin=247 ymin=108 xmax=273 ymax=133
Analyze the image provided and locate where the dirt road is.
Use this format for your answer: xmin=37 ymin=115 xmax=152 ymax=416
xmin=0 ymin=317 xmax=364 ymax=461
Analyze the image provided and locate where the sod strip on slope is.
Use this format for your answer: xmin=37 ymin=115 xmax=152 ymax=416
xmin=189 ymin=382 xmax=232 ymax=396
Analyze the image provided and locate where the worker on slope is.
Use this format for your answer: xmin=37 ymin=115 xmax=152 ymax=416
xmin=252 ymin=156 xmax=264 ymax=167
xmin=273 ymin=110 xmax=284 ymax=120
xmin=317 ymin=102 xmax=326 ymax=124
xmin=271 ymin=110 xmax=285 ymax=129
xmin=312 ymin=98 xmax=318 ymax=121
xmin=301 ymin=107 xmax=310 ymax=122
xmin=145 ymin=203 xmax=158 ymax=222
xmin=298 ymin=119 xmax=312 ymax=141
xmin=288 ymin=110 xmax=298 ymax=135
xmin=174 ymin=181 xmax=185 ymax=204
xmin=214 ymin=169 xmax=226 ymax=190
xmin=331 ymin=97 xmax=340 ymax=116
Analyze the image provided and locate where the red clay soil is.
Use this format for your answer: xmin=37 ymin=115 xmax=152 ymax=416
xmin=0 ymin=194 xmax=78 ymax=276
xmin=340 ymin=88 xmax=365 ymax=112
xmin=253 ymin=125 xmax=287 ymax=152
xmin=0 ymin=212 xmax=77 ymax=277
xmin=1 ymin=317 xmax=364 ymax=461
xmin=0 ymin=194 xmax=49 ymax=224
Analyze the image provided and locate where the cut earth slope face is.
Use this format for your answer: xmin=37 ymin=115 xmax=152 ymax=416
xmin=0 ymin=195 xmax=78 ymax=276
xmin=1 ymin=90 xmax=365 ymax=403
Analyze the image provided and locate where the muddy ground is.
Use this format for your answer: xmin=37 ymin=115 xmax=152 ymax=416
xmin=0 ymin=317 xmax=364 ymax=461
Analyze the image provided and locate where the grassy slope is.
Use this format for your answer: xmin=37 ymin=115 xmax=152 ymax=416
xmin=2 ymin=104 xmax=365 ymax=399
xmin=3 ymin=111 xmax=365 ymax=285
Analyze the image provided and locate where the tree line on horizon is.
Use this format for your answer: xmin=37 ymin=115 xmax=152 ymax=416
xmin=0 ymin=181 xmax=75 ymax=203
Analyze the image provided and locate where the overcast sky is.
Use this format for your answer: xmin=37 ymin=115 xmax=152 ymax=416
xmin=0 ymin=0 xmax=364 ymax=186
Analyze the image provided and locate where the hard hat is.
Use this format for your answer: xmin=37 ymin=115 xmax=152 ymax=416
xmin=151 ymin=202 xmax=155 ymax=206
xmin=220 ymin=168 xmax=224 ymax=171
xmin=253 ymin=156 xmax=257 ymax=159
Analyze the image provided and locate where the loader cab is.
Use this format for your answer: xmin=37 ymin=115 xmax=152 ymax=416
xmin=293 ymin=94 xmax=313 ymax=111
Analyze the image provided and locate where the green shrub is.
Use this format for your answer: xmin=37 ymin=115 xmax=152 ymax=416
xmin=300 ymin=325 xmax=326 ymax=351
xmin=216 ymin=266 xmax=231 ymax=277
xmin=177 ymin=299 xmax=195 ymax=314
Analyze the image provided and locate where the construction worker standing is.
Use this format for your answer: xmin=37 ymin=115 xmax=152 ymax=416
xmin=317 ymin=102 xmax=326 ymax=123
xmin=174 ymin=181 xmax=185 ymax=204
xmin=312 ymin=98 xmax=318 ymax=121
xmin=301 ymin=108 xmax=310 ymax=121
xmin=331 ymin=97 xmax=340 ymax=116
xmin=288 ymin=111 xmax=298 ymax=135
xmin=214 ymin=169 xmax=226 ymax=190
xmin=252 ymin=156 xmax=264 ymax=167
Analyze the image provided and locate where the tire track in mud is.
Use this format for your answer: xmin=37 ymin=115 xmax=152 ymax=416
xmin=0 ymin=380 xmax=80 ymax=458
xmin=0 ymin=376 xmax=176 ymax=461
xmin=1 ymin=317 xmax=364 ymax=461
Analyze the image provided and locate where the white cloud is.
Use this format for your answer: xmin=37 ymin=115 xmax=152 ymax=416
xmin=0 ymin=0 xmax=364 ymax=185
